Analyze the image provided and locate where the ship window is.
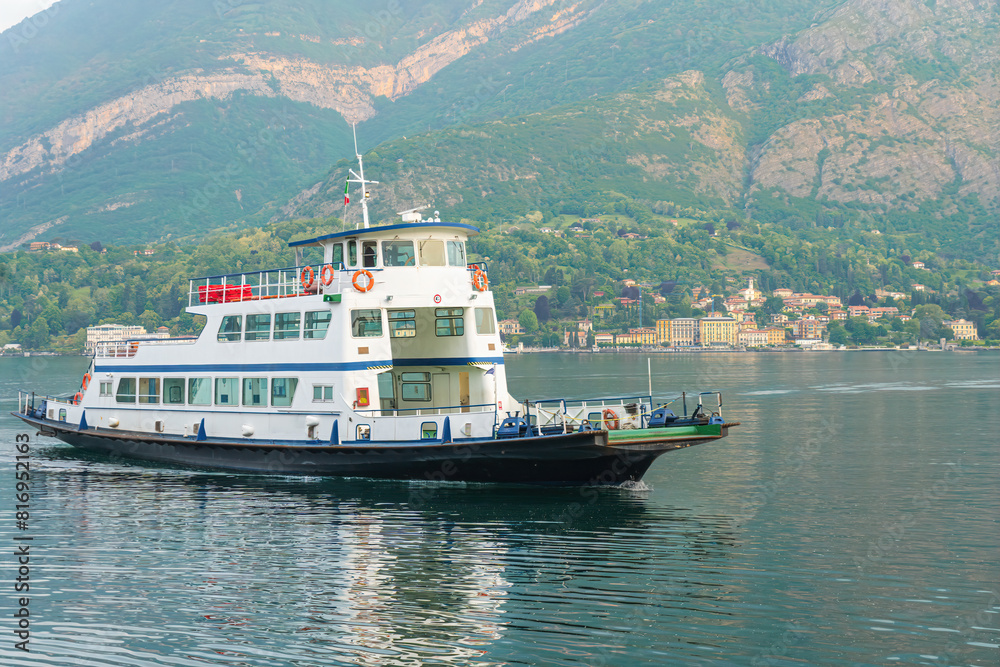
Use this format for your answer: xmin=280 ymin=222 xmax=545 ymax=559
xmin=401 ymin=372 xmax=431 ymax=401
xmin=357 ymin=424 xmax=371 ymax=441
xmin=304 ymin=311 xmax=331 ymax=339
xmin=218 ymin=315 xmax=242 ymax=342
xmin=383 ymin=240 xmax=415 ymax=267
xmin=188 ymin=378 xmax=212 ymax=405
xmin=215 ymin=377 xmax=239 ymax=406
xmin=420 ymin=422 xmax=438 ymax=439
xmin=447 ymin=241 xmax=466 ymax=266
xmin=115 ymin=377 xmax=136 ymax=403
xmin=313 ymin=385 xmax=335 ymax=402
xmin=243 ymin=378 xmax=267 ymax=406
xmin=331 ymin=243 xmax=344 ymax=268
xmin=352 ymin=309 xmax=383 ymax=337
xmin=139 ymin=378 xmax=160 ymax=403
xmin=271 ymin=378 xmax=298 ymax=407
xmin=418 ymin=240 xmax=445 ymax=266
xmin=435 ymin=308 xmax=464 ymax=337
xmin=347 ymin=240 xmax=358 ymax=267
xmin=475 ymin=307 xmax=496 ymax=334
xmin=274 ymin=312 xmax=301 ymax=340
xmin=99 ymin=381 xmax=112 ymax=397
xmin=388 ymin=310 xmax=416 ymax=338
xmin=245 ymin=314 xmax=271 ymax=341
xmin=163 ymin=378 xmax=185 ymax=404
xmin=362 ymin=241 xmax=378 ymax=268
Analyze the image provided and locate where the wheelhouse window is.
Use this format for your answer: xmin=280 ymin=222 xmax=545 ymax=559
xmin=271 ymin=378 xmax=298 ymax=407
xmin=245 ymin=314 xmax=271 ymax=341
xmin=115 ymin=378 xmax=136 ymax=403
xmin=331 ymin=243 xmax=344 ymax=268
xmin=218 ymin=315 xmax=242 ymax=342
xmin=274 ymin=312 xmax=301 ymax=340
xmin=388 ymin=310 xmax=416 ymax=338
xmin=475 ymin=307 xmax=496 ymax=334
xmin=352 ymin=309 xmax=383 ymax=337
xmin=347 ymin=240 xmax=358 ymax=267
xmin=362 ymin=241 xmax=377 ymax=268
xmin=243 ymin=378 xmax=267 ymax=407
xmin=137 ymin=378 xmax=159 ymax=404
xmin=383 ymin=240 xmax=415 ymax=267
xmin=163 ymin=378 xmax=185 ymax=404
xmin=447 ymin=241 xmax=466 ymax=266
xmin=418 ymin=240 xmax=445 ymax=266
xmin=400 ymin=372 xmax=431 ymax=401
xmin=188 ymin=378 xmax=212 ymax=406
xmin=313 ymin=385 xmax=335 ymax=402
xmin=304 ymin=311 xmax=331 ymax=339
xmin=215 ymin=377 xmax=239 ymax=406
xmin=435 ymin=308 xmax=464 ymax=337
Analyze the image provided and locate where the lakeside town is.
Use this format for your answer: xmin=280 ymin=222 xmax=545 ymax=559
xmin=497 ymin=276 xmax=991 ymax=352
xmin=1 ymin=275 xmax=994 ymax=357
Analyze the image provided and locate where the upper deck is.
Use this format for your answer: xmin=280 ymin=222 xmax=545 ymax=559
xmin=186 ymin=221 xmax=487 ymax=309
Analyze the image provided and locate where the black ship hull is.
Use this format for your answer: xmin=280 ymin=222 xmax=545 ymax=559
xmin=14 ymin=412 xmax=730 ymax=485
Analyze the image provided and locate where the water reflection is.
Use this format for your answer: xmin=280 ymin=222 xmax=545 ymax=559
xmin=24 ymin=450 xmax=738 ymax=666
xmin=5 ymin=353 xmax=998 ymax=665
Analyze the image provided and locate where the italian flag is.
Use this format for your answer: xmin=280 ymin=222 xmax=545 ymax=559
xmin=344 ymin=180 xmax=350 ymax=205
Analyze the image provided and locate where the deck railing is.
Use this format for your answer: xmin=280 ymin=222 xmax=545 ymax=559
xmin=519 ymin=392 xmax=723 ymax=433
xmin=187 ymin=263 xmax=352 ymax=306
xmin=188 ymin=261 xmax=490 ymax=306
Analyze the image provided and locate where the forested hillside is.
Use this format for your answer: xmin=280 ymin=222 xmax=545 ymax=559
xmin=2 ymin=212 xmax=997 ymax=353
xmin=3 ymin=0 xmax=996 ymax=262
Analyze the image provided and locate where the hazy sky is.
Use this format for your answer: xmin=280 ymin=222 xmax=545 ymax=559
xmin=1 ymin=0 xmax=58 ymax=34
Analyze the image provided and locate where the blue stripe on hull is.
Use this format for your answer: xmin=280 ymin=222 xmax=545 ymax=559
xmin=94 ymin=356 xmax=505 ymax=374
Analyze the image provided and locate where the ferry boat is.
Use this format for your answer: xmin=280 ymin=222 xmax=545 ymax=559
xmin=13 ymin=146 xmax=737 ymax=485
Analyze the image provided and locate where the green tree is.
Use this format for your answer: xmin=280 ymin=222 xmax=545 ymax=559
xmin=140 ymin=309 xmax=162 ymax=332
xmin=534 ymin=295 xmax=551 ymax=322
xmin=24 ymin=316 xmax=51 ymax=349
xmin=518 ymin=309 xmax=539 ymax=333
xmin=828 ymin=322 xmax=848 ymax=346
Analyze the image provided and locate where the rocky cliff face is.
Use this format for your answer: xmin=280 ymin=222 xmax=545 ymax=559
xmin=735 ymin=0 xmax=1000 ymax=212
xmin=1 ymin=0 xmax=997 ymax=248
xmin=285 ymin=0 xmax=1000 ymax=228
xmin=0 ymin=0 xmax=574 ymax=183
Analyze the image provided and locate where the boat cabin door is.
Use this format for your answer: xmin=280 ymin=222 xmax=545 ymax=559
xmin=432 ymin=373 xmax=452 ymax=410
xmin=377 ymin=371 xmax=395 ymax=415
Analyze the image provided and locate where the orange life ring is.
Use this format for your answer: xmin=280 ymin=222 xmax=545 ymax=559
xmin=472 ymin=269 xmax=489 ymax=291
xmin=73 ymin=392 xmax=83 ymax=405
xmin=352 ymin=269 xmax=374 ymax=292
xmin=81 ymin=373 xmax=91 ymax=391
xmin=602 ymin=408 xmax=620 ymax=430
xmin=320 ymin=264 xmax=335 ymax=286
xmin=301 ymin=266 xmax=315 ymax=290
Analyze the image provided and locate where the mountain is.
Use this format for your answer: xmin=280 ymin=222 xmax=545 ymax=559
xmin=1 ymin=0 xmax=998 ymax=260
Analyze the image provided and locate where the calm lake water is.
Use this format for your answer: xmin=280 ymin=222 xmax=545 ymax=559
xmin=1 ymin=351 xmax=998 ymax=666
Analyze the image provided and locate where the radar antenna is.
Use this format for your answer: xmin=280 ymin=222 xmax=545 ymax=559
xmin=346 ymin=123 xmax=379 ymax=229
xmin=396 ymin=205 xmax=429 ymax=223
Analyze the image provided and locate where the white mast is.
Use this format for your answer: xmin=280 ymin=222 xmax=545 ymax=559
xmin=347 ymin=123 xmax=379 ymax=229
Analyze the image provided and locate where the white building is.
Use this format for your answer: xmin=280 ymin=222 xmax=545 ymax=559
xmin=737 ymin=329 xmax=769 ymax=348
xmin=85 ymin=324 xmax=151 ymax=354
